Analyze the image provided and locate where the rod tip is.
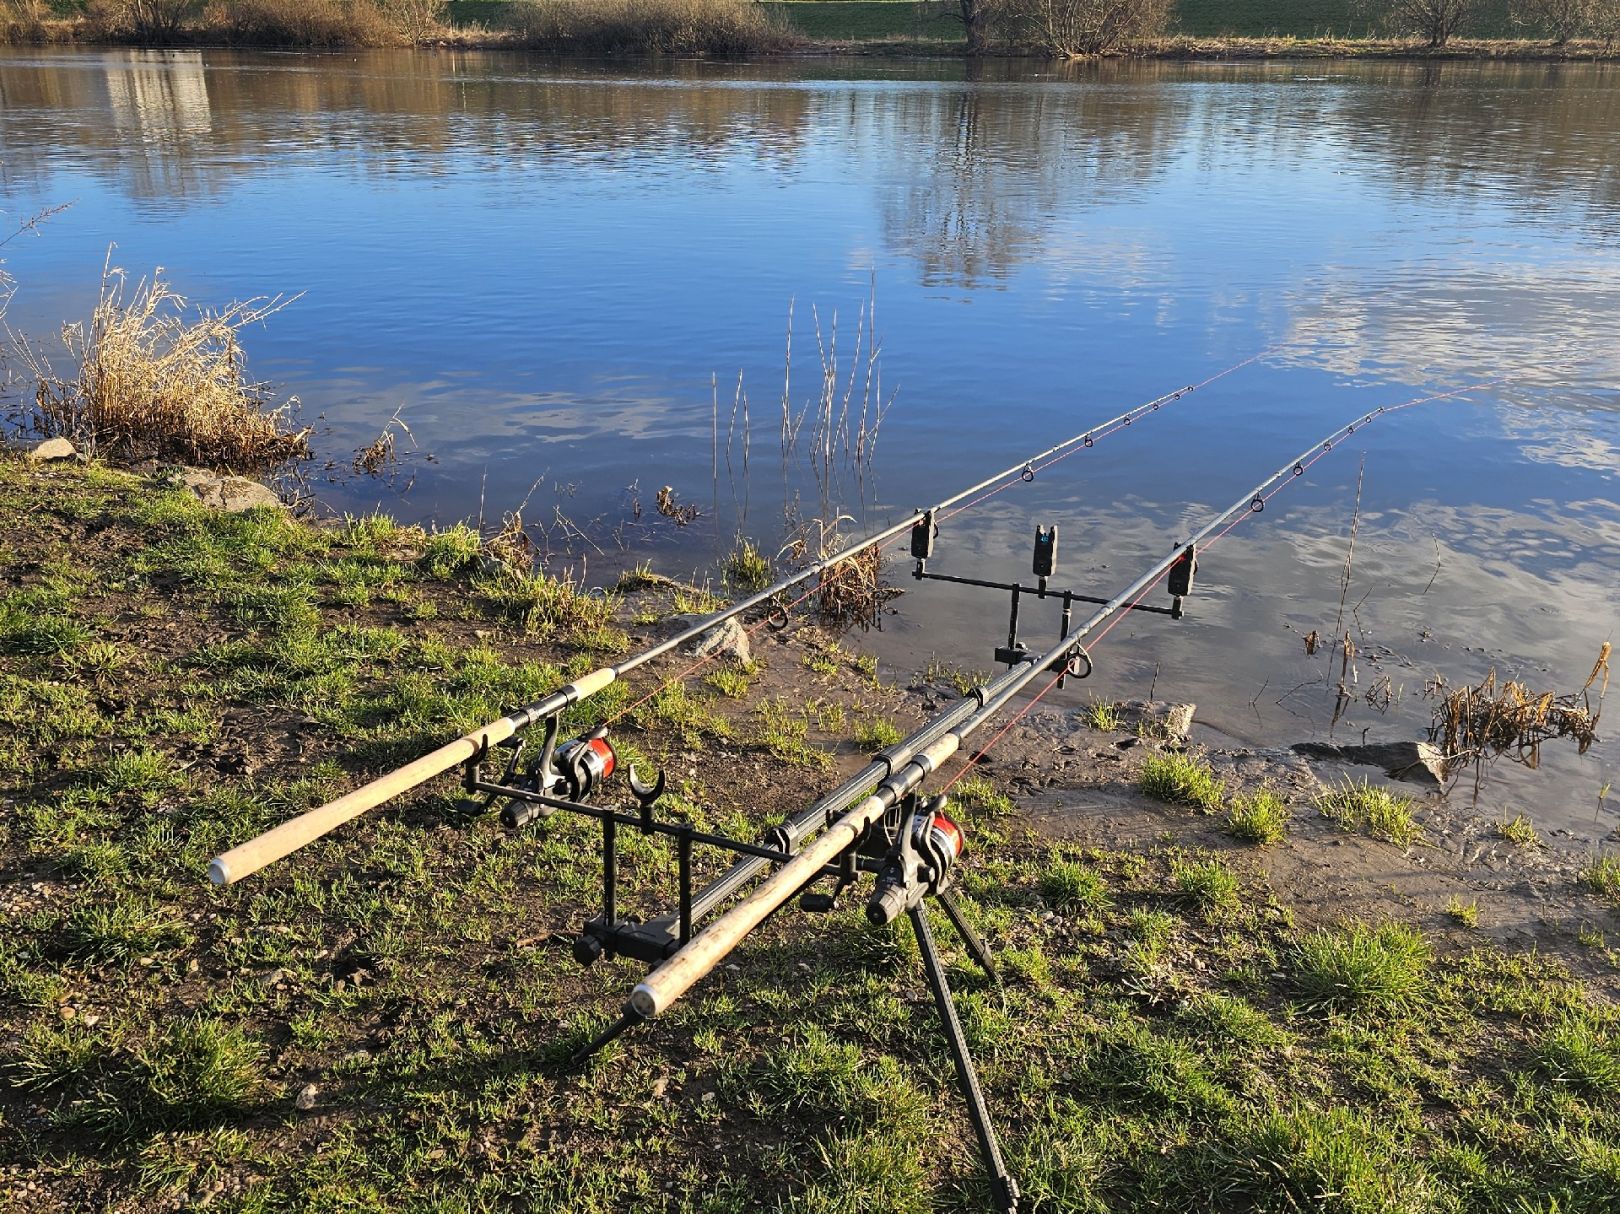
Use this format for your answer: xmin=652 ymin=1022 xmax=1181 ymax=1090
xmin=207 ymin=858 xmax=230 ymax=886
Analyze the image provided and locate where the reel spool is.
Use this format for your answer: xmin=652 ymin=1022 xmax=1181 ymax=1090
xmin=867 ymin=796 xmax=965 ymax=926
xmin=557 ymin=735 xmax=616 ymax=800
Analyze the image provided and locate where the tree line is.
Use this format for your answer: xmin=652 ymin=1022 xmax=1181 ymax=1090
xmin=956 ymin=0 xmax=1620 ymax=52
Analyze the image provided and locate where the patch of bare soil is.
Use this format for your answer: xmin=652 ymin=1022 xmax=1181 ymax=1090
xmin=944 ymin=703 xmax=1620 ymax=998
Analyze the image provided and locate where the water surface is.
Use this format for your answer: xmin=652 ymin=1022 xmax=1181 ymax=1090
xmin=2 ymin=49 xmax=1615 ymax=835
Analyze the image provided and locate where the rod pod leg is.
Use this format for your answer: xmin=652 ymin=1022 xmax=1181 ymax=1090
xmin=907 ymin=905 xmax=1020 ymax=1214
xmin=937 ymin=888 xmax=997 ymax=981
xmin=567 ymin=1005 xmax=647 ymax=1067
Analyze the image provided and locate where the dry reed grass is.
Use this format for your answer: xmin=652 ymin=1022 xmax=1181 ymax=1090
xmin=0 ymin=0 xmax=54 ymax=43
xmin=16 ymin=263 xmax=310 ymax=471
xmin=202 ymin=0 xmax=407 ymax=46
xmin=779 ymin=515 xmax=898 ymax=631
xmin=505 ymin=0 xmax=799 ymax=56
xmin=483 ymin=509 xmax=536 ymax=574
xmin=1428 ymin=643 xmax=1609 ymax=780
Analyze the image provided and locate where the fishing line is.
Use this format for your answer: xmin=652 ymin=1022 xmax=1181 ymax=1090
xmin=603 ymin=354 xmax=1270 ymax=728
xmin=937 ymin=380 xmax=1500 ymax=795
xmin=935 ymin=349 xmax=1270 ymax=526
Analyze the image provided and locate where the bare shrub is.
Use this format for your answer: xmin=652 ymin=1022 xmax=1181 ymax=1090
xmin=1 ymin=0 xmax=51 ymax=43
xmin=1012 ymin=0 xmax=1170 ymax=55
xmin=377 ymin=0 xmax=444 ymax=41
xmin=1513 ymin=0 xmax=1590 ymax=40
xmin=85 ymin=0 xmax=204 ymax=40
xmin=206 ymin=0 xmax=398 ymax=45
xmin=778 ymin=516 xmax=899 ymax=631
xmin=15 ymin=263 xmax=310 ymax=471
xmin=505 ymin=0 xmax=798 ymax=56
xmin=1514 ymin=0 xmax=1620 ymax=42
xmin=1367 ymin=0 xmax=1474 ymax=46
xmin=1593 ymin=0 xmax=1620 ymax=43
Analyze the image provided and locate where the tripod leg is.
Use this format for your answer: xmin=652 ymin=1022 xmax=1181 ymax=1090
xmin=937 ymin=888 xmax=997 ymax=981
xmin=908 ymin=905 xmax=1020 ymax=1214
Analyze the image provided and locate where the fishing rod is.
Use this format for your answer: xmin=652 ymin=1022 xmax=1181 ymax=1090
xmin=208 ymin=357 xmax=1261 ymax=886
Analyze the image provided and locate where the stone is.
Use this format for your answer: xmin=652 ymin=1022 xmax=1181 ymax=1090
xmin=1107 ymin=700 xmax=1197 ymax=743
xmin=295 ymin=1083 xmax=319 ymax=1111
xmin=169 ymin=467 xmax=285 ymax=512
xmin=16 ymin=436 xmax=76 ymax=462
xmin=1291 ymin=739 xmax=1449 ymax=787
xmin=668 ymin=613 xmax=751 ymax=666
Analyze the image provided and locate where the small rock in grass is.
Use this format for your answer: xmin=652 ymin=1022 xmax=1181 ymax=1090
xmin=14 ymin=436 xmax=77 ymax=462
xmin=672 ymin=614 xmax=751 ymax=666
xmin=169 ymin=467 xmax=284 ymax=512
xmin=295 ymin=1083 xmax=319 ymax=1111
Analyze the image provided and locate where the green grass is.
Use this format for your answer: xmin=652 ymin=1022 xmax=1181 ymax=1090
xmin=479 ymin=571 xmax=620 ymax=642
xmin=1174 ymin=0 xmax=1518 ymax=38
xmin=1532 ymin=1013 xmax=1620 ymax=1097
xmin=951 ymin=775 xmax=1015 ymax=818
xmin=1039 ymin=859 xmax=1111 ymax=912
xmin=1498 ymin=812 xmax=1541 ymax=846
xmin=1138 ymin=753 xmax=1225 ymax=813
xmin=15 ymin=1016 xmax=264 ymax=1137
xmin=1316 ymin=778 xmax=1424 ymax=846
xmin=1225 ymin=789 xmax=1291 ymax=845
xmin=1292 ymin=921 xmax=1431 ymax=1013
xmin=1580 ymin=854 xmax=1620 ymax=906
xmin=0 ymin=589 xmax=92 ymax=655
xmin=922 ymin=658 xmax=987 ymax=696
xmin=755 ymin=697 xmax=830 ymax=768
xmin=803 ymin=649 xmax=841 ymax=676
xmin=854 ymin=715 xmax=903 ymax=750
xmin=639 ymin=680 xmax=730 ymax=745
xmin=722 ymin=537 xmax=772 ymax=592
xmin=673 ymin=584 xmax=726 ymax=615
xmin=1446 ymin=896 xmax=1480 ymax=929
xmin=1171 ymin=858 xmax=1241 ymax=920
xmin=704 ymin=664 xmax=756 ymax=698
xmin=1082 ymin=699 xmax=1120 ymax=731
xmin=5 ymin=457 xmax=1619 ymax=1214
xmin=417 ymin=523 xmax=483 ymax=579
xmin=764 ymin=0 xmax=962 ymax=41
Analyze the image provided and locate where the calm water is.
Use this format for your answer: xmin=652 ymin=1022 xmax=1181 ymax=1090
xmin=2 ymin=49 xmax=1616 ymax=836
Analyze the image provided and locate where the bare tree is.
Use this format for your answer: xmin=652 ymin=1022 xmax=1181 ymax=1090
xmin=1588 ymin=0 xmax=1620 ymax=43
xmin=957 ymin=0 xmax=1001 ymax=54
xmin=1382 ymin=0 xmax=1473 ymax=46
xmin=1512 ymin=0 xmax=1590 ymax=42
xmin=87 ymin=0 xmax=201 ymax=40
xmin=1012 ymin=0 xmax=1169 ymax=55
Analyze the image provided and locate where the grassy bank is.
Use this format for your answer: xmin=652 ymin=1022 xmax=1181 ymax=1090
xmin=3 ymin=454 xmax=1618 ymax=1211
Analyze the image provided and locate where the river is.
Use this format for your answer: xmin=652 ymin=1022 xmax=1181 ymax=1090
xmin=2 ymin=48 xmax=1616 ymax=836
